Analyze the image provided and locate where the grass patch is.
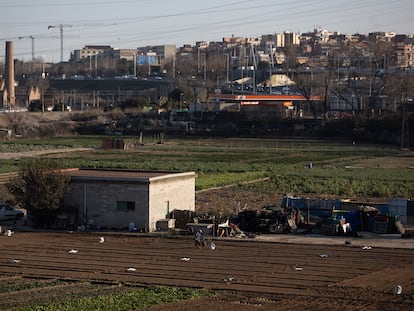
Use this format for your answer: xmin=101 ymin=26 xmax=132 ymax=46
xmin=13 ymin=286 xmax=212 ymax=311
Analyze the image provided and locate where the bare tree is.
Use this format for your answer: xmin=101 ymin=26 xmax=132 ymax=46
xmin=292 ymin=69 xmax=320 ymax=118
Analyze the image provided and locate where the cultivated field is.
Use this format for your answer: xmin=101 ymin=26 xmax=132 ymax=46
xmin=0 ymin=232 xmax=413 ymax=310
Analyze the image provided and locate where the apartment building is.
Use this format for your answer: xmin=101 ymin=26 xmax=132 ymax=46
xmin=136 ymin=45 xmax=176 ymax=61
xmin=395 ymin=38 xmax=414 ymax=69
xmin=71 ymin=45 xmax=112 ymax=62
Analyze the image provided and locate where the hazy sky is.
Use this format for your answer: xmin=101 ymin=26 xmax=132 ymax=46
xmin=1 ymin=0 xmax=413 ymax=62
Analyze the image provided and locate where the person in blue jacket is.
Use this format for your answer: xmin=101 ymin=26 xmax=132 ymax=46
xmin=194 ymin=229 xmax=203 ymax=248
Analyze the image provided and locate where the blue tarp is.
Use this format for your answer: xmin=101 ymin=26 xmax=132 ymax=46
xmin=282 ymin=196 xmax=339 ymax=219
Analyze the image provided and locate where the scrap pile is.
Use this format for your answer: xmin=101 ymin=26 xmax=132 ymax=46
xmin=182 ymin=196 xmax=413 ymax=238
xmin=208 ymin=196 xmax=414 ymax=237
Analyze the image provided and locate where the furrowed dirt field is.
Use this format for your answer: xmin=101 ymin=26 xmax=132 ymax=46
xmin=0 ymin=232 xmax=413 ymax=310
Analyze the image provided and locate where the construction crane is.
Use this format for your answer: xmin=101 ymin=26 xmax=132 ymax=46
xmin=18 ymin=35 xmax=35 ymax=61
xmin=47 ymin=24 xmax=73 ymax=62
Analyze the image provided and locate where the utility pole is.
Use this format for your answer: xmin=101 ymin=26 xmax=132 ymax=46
xmin=95 ymin=54 xmax=98 ymax=76
xmin=250 ymin=45 xmax=257 ymax=94
xmin=401 ymin=75 xmax=410 ymax=150
xmin=172 ymin=54 xmax=176 ymax=79
xmin=269 ymin=42 xmax=273 ymax=92
xmin=225 ymin=53 xmax=229 ymax=83
xmin=203 ymin=53 xmax=207 ymax=80
xmin=133 ymin=53 xmax=137 ymax=77
xmin=89 ymin=55 xmax=92 ymax=77
xmin=197 ymin=47 xmax=200 ymax=73
xmin=401 ymin=102 xmax=408 ymax=149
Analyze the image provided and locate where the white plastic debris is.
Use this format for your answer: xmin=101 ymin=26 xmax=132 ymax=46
xmin=99 ymin=236 xmax=105 ymax=243
xmin=223 ymin=277 xmax=234 ymax=282
xmin=293 ymin=266 xmax=303 ymax=271
xmin=210 ymin=242 xmax=216 ymax=251
xmin=68 ymin=249 xmax=78 ymax=254
xmin=395 ymin=285 xmax=402 ymax=295
xmin=10 ymin=259 xmax=21 ymax=263
xmin=127 ymin=267 xmax=137 ymax=272
xmin=180 ymin=257 xmax=191 ymax=262
xmin=362 ymin=246 xmax=372 ymax=250
xmin=6 ymin=230 xmax=12 ymax=237
xmin=319 ymin=254 xmax=328 ymax=258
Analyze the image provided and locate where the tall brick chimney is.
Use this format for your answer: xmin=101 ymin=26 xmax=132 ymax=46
xmin=5 ymin=41 xmax=15 ymax=107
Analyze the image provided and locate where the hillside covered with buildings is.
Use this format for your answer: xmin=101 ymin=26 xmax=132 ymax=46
xmin=1 ymin=28 xmax=413 ymax=146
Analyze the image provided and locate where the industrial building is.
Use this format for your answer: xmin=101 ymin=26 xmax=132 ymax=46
xmin=63 ymin=169 xmax=195 ymax=231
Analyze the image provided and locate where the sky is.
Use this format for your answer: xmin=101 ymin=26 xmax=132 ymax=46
xmin=1 ymin=0 xmax=413 ymax=63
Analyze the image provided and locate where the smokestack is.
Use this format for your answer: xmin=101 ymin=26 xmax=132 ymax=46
xmin=5 ymin=41 xmax=15 ymax=107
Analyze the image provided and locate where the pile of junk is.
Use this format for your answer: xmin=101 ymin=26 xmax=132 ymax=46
xmin=201 ymin=196 xmax=413 ymax=238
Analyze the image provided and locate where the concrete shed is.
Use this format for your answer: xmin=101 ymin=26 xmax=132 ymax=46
xmin=64 ymin=169 xmax=195 ymax=231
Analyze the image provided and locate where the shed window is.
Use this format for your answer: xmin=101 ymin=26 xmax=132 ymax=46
xmin=117 ymin=201 xmax=135 ymax=211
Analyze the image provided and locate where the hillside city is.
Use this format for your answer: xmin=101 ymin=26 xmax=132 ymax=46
xmin=0 ymin=28 xmax=413 ymax=146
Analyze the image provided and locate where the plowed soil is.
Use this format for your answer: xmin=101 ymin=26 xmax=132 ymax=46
xmin=0 ymin=232 xmax=413 ymax=310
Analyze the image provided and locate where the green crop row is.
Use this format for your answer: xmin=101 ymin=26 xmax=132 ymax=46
xmin=239 ymin=171 xmax=414 ymax=198
xmin=14 ymin=286 xmax=211 ymax=311
xmin=0 ymin=278 xmax=63 ymax=294
xmin=3 ymin=136 xmax=104 ymax=148
xmin=1 ymin=136 xmax=411 ymax=199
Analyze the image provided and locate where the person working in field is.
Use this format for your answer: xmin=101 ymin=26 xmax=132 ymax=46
xmin=194 ymin=229 xmax=203 ymax=248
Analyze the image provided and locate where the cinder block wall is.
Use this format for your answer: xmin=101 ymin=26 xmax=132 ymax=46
xmin=64 ymin=181 xmax=149 ymax=230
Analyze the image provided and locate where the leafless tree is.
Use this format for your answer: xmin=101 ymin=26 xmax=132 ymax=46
xmin=292 ymin=69 xmax=320 ymax=119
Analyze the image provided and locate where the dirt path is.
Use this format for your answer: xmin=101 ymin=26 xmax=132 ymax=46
xmin=0 ymin=232 xmax=413 ymax=310
xmin=0 ymin=147 xmax=93 ymax=160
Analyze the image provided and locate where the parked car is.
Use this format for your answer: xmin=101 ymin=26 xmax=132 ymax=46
xmin=0 ymin=203 xmax=24 ymax=222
